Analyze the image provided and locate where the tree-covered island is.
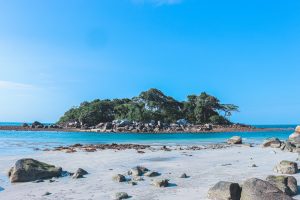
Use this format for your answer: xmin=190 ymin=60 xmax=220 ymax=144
xmin=57 ymin=88 xmax=241 ymax=132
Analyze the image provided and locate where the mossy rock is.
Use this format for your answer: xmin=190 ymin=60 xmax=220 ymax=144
xmin=8 ymin=158 xmax=62 ymax=183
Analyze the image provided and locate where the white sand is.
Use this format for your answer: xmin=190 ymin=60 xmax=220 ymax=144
xmin=0 ymin=146 xmax=300 ymax=200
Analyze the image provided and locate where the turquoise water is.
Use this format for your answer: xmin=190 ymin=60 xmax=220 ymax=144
xmin=0 ymin=128 xmax=295 ymax=156
xmin=0 ymin=122 xmax=54 ymax=126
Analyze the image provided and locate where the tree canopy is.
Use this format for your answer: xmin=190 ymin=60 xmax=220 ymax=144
xmin=58 ymin=88 xmax=239 ymax=126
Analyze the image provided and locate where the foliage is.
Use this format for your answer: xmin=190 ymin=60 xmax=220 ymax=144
xmin=57 ymin=88 xmax=238 ymax=126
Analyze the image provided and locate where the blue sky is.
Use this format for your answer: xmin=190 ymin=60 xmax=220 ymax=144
xmin=0 ymin=0 xmax=299 ymax=124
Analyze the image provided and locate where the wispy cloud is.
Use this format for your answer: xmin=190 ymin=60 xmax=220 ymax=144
xmin=132 ymin=0 xmax=182 ymax=6
xmin=0 ymin=80 xmax=36 ymax=90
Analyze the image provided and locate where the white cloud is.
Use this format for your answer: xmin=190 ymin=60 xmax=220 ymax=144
xmin=0 ymin=80 xmax=36 ymax=90
xmin=132 ymin=0 xmax=182 ymax=6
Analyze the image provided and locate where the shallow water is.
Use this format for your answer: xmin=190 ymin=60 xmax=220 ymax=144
xmin=0 ymin=127 xmax=294 ymax=156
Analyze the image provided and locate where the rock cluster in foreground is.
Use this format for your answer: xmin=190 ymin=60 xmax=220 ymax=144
xmin=208 ymin=177 xmax=296 ymax=200
xmin=112 ymin=166 xmax=173 ymax=188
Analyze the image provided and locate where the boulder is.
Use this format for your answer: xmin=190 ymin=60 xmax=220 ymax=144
xmin=32 ymin=121 xmax=44 ymax=128
xmin=204 ymin=124 xmax=213 ymax=130
xmin=227 ymin=136 xmax=242 ymax=145
xmin=95 ymin=123 xmax=104 ymax=128
xmin=274 ymin=161 xmax=298 ymax=174
xmin=105 ymin=122 xmax=113 ymax=130
xmin=128 ymin=167 xmax=142 ymax=176
xmin=262 ymin=137 xmax=281 ymax=148
xmin=266 ymin=175 xmax=297 ymax=196
xmin=176 ymin=119 xmax=188 ymax=126
xmin=153 ymin=179 xmax=169 ymax=187
xmin=284 ymin=141 xmax=296 ymax=152
xmin=112 ymin=174 xmax=126 ymax=182
xmin=8 ymin=158 xmax=62 ymax=183
xmin=289 ymin=132 xmax=300 ymax=140
xmin=22 ymin=123 xmax=29 ymax=128
xmin=112 ymin=192 xmax=129 ymax=200
xmin=288 ymin=126 xmax=300 ymax=141
xmin=113 ymin=120 xmax=131 ymax=127
xmin=207 ymin=181 xmax=241 ymax=200
xmin=72 ymin=168 xmax=88 ymax=179
xmin=240 ymin=178 xmax=294 ymax=200
xmin=296 ymin=125 xmax=300 ymax=133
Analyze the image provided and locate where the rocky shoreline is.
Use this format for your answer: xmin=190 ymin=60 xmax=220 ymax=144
xmin=0 ymin=123 xmax=292 ymax=133
xmin=45 ymin=143 xmax=233 ymax=153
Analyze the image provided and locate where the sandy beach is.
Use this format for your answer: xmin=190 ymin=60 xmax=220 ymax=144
xmin=1 ymin=145 xmax=299 ymax=200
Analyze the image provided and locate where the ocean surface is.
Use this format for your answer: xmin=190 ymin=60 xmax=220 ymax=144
xmin=0 ymin=123 xmax=296 ymax=156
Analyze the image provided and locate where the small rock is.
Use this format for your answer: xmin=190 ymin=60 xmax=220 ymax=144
xmin=266 ymin=175 xmax=298 ymax=196
xmin=72 ymin=168 xmax=88 ymax=179
xmin=112 ymin=192 xmax=129 ymax=200
xmin=132 ymin=176 xmax=144 ymax=181
xmin=221 ymin=163 xmax=232 ymax=166
xmin=227 ymin=136 xmax=242 ymax=145
xmin=274 ymin=161 xmax=298 ymax=174
xmin=128 ymin=166 xmax=148 ymax=176
xmin=144 ymin=171 xmax=160 ymax=177
xmin=112 ymin=174 xmax=126 ymax=182
xmin=33 ymin=179 xmax=44 ymax=183
xmin=128 ymin=181 xmax=137 ymax=186
xmin=262 ymin=137 xmax=281 ymax=148
xmin=180 ymin=173 xmax=188 ymax=178
xmin=153 ymin=179 xmax=169 ymax=187
xmin=251 ymin=164 xmax=258 ymax=167
xmin=283 ymin=141 xmax=296 ymax=152
xmin=43 ymin=192 xmax=51 ymax=196
xmin=208 ymin=181 xmax=241 ymax=200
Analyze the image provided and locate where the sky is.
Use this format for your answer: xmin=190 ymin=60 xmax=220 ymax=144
xmin=0 ymin=0 xmax=299 ymax=124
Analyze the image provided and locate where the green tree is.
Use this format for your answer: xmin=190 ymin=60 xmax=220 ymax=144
xmin=57 ymin=88 xmax=239 ymax=126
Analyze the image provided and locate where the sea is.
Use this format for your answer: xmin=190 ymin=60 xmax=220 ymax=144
xmin=0 ymin=122 xmax=296 ymax=156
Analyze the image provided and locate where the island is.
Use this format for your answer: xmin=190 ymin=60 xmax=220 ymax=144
xmin=0 ymin=89 xmax=291 ymax=133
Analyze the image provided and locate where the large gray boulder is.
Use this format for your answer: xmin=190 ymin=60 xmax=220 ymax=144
xmin=266 ymin=175 xmax=298 ymax=196
xmin=207 ymin=181 xmax=241 ymax=200
xmin=240 ymin=178 xmax=294 ymax=200
xmin=227 ymin=136 xmax=242 ymax=145
xmin=8 ymin=158 xmax=62 ymax=183
xmin=274 ymin=161 xmax=298 ymax=174
xmin=262 ymin=137 xmax=281 ymax=148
